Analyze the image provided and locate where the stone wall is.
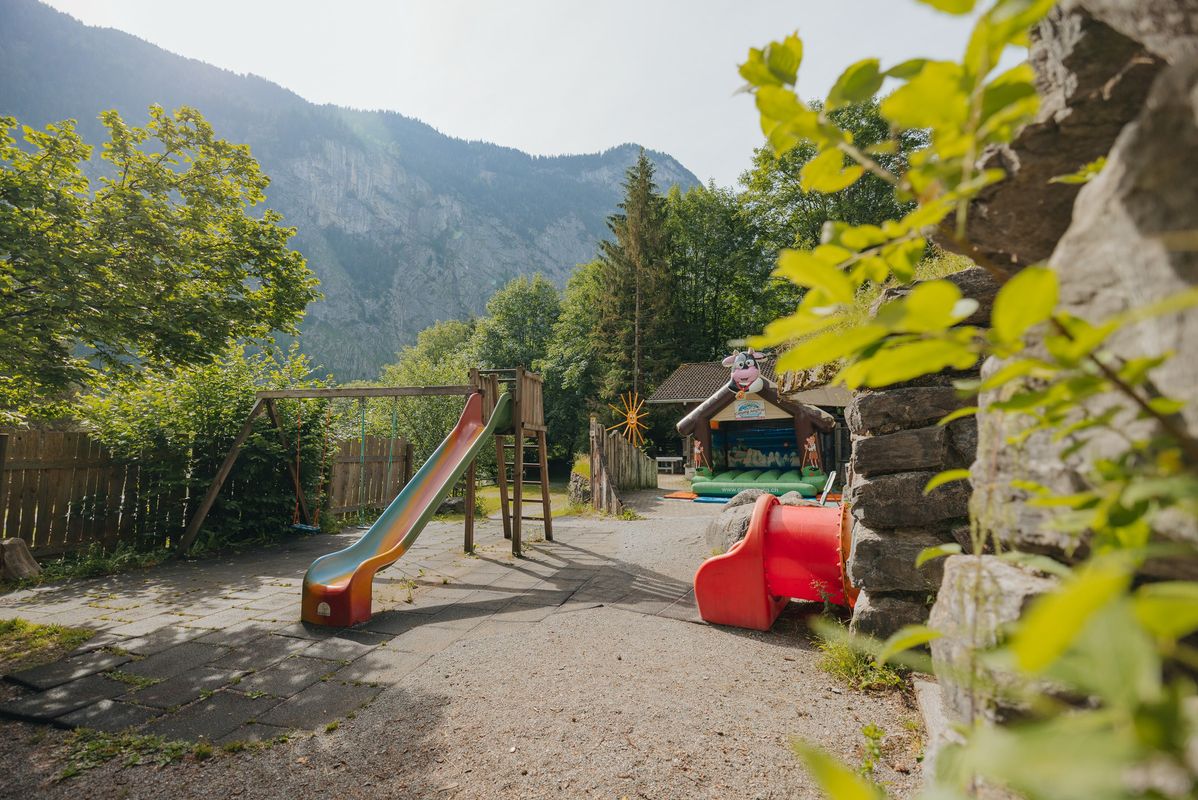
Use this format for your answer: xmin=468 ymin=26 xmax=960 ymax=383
xmin=929 ymin=0 xmax=1198 ymax=725
xmin=843 ymin=268 xmax=999 ymax=639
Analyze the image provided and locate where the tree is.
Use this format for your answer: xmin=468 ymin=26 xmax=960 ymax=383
xmin=472 ymin=274 xmax=561 ymax=370
xmin=0 ymin=106 xmax=319 ymax=421
xmin=375 ymin=318 xmax=479 ymax=466
xmin=594 ymin=151 xmax=677 ymax=399
xmin=665 ymin=182 xmax=797 ymax=362
xmin=539 ymin=260 xmax=605 ymax=456
xmin=739 ymin=99 xmax=924 ymax=253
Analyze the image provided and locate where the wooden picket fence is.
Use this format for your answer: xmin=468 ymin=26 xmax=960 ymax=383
xmin=588 ymin=417 xmax=657 ymax=515
xmin=0 ymin=430 xmax=186 ymax=556
xmin=327 ymin=435 xmax=412 ymax=515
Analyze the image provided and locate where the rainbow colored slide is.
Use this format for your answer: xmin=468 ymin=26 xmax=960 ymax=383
xmin=301 ymin=391 xmax=512 ymax=626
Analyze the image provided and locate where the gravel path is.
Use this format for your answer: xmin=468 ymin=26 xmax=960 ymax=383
xmin=0 ymin=491 xmax=922 ymax=799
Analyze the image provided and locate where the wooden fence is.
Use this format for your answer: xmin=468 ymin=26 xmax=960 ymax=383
xmin=0 ymin=428 xmax=414 ymax=556
xmin=328 ymin=435 xmax=412 ymax=514
xmin=588 ymin=417 xmax=658 ymax=515
xmin=0 ymin=430 xmax=185 ymax=556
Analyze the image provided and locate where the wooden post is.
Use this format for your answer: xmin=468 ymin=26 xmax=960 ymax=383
xmin=464 ymin=458 xmax=476 ymax=554
xmin=511 ymin=367 xmax=524 ymax=557
xmin=265 ymin=399 xmax=312 ymax=526
xmin=538 ymin=430 xmax=553 ymax=542
xmin=0 ymin=433 xmax=8 ymax=538
xmin=177 ymin=398 xmax=266 ymax=554
xmin=495 ymin=435 xmax=512 ymax=540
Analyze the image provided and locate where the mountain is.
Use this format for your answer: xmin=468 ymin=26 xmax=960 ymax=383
xmin=0 ymin=0 xmax=700 ymax=379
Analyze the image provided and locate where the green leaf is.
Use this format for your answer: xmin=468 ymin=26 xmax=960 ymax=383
xmin=1008 ymin=558 xmax=1131 ymax=673
xmin=884 ymin=58 xmax=928 ymax=80
xmin=845 ymin=337 xmax=978 ymax=387
xmin=773 ymin=250 xmax=855 ymax=305
xmin=914 ymin=0 xmax=976 ymax=13
xmin=880 ymin=62 xmax=968 ymax=130
xmin=800 ymin=148 xmax=865 ymax=193
xmin=777 ymin=325 xmax=888 ymax=372
xmin=1133 ymin=582 xmax=1198 ymax=641
xmin=916 ymin=542 xmax=962 ymax=567
xmin=889 ymin=280 xmax=967 ymax=333
xmin=998 ymin=550 xmax=1073 ymax=577
xmin=991 ymin=265 xmax=1058 ymax=344
xmin=878 ymin=624 xmax=943 ymax=665
xmin=980 ymin=357 xmax=1057 ymax=390
xmin=924 ymin=469 xmax=970 ymax=493
xmin=937 ymin=406 xmax=977 ymax=425
xmin=1146 ymin=396 xmax=1186 ymax=415
xmin=1050 ymin=156 xmax=1107 ymax=185
xmin=739 ymin=47 xmax=781 ymax=88
xmin=791 ymin=742 xmax=883 ymax=800
xmin=826 ymin=59 xmax=884 ymax=110
xmin=765 ymin=33 xmax=804 ymax=85
xmin=880 ymin=238 xmax=925 ymax=282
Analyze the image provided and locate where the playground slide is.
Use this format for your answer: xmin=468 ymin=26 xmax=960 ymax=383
xmin=301 ymin=391 xmax=512 ymax=626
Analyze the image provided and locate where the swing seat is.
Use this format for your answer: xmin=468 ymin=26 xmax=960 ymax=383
xmin=291 ymin=522 xmax=321 ymax=534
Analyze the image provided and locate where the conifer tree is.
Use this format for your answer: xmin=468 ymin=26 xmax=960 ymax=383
xmin=595 ymin=151 xmax=677 ymax=400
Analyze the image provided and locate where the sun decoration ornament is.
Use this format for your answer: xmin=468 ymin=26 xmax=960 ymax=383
xmin=607 ymin=391 xmax=648 ymax=448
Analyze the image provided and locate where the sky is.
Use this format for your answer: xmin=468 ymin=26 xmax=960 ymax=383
xmin=41 ymin=0 xmax=1000 ymax=187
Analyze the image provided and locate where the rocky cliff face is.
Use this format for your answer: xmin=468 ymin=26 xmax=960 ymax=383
xmin=0 ymin=0 xmax=699 ymax=379
xmin=930 ymin=0 xmax=1198 ymax=726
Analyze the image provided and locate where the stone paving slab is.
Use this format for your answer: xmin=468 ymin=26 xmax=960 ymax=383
xmin=208 ymin=634 xmax=313 ymax=672
xmin=237 ymin=656 xmax=337 ymax=697
xmin=331 ymin=650 xmax=430 ymax=685
xmin=120 ymin=641 xmax=230 ymax=680
xmin=142 ymin=690 xmax=284 ymax=742
xmin=300 ymin=635 xmax=379 ymax=663
xmin=131 ymin=666 xmax=247 ymax=709
xmin=58 ymin=699 xmax=163 ymax=732
xmin=257 ymin=680 xmax=383 ymax=730
xmin=120 ymin=625 xmax=211 ymax=656
xmin=0 ymin=674 xmax=127 ymax=722
xmin=6 ymin=650 xmax=131 ymax=690
xmin=217 ymin=721 xmax=293 ymax=746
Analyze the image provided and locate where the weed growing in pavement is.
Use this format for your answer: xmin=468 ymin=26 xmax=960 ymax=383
xmin=103 ymin=671 xmax=159 ymax=689
xmin=57 ymin=730 xmax=190 ymax=780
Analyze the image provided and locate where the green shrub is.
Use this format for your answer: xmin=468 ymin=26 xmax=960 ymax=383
xmin=79 ymin=343 xmax=330 ymax=553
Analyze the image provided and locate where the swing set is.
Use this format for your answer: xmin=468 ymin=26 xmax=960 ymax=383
xmin=176 ymin=369 xmax=552 ymax=560
xmin=175 ymin=384 xmax=466 ymax=555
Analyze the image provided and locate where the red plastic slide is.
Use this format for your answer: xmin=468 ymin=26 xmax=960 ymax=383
xmin=693 ymin=494 xmax=857 ymax=631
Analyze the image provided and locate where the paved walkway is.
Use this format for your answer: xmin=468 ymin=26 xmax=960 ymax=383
xmin=0 ymin=492 xmax=922 ymax=799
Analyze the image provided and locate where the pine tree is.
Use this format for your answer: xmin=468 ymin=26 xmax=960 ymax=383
xmin=595 ymin=151 xmax=677 ymax=401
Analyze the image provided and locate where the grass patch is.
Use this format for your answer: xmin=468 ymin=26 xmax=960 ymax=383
xmin=616 ymin=508 xmax=644 ymax=521
xmin=57 ymin=729 xmax=191 ymax=780
xmin=571 ymin=453 xmax=591 ymax=479
xmin=0 ymin=618 xmax=94 ymax=673
xmin=103 ymin=671 xmax=160 ymax=689
xmin=817 ymin=636 xmax=906 ymax=692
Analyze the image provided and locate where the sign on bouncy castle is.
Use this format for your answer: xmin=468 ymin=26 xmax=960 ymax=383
xmin=734 ymin=399 xmax=766 ymax=420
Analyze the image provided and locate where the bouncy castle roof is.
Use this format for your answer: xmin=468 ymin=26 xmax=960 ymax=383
xmin=647 ymin=357 xmax=780 ymax=404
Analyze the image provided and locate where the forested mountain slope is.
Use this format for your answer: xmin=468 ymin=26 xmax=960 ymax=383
xmin=0 ymin=0 xmax=698 ymax=378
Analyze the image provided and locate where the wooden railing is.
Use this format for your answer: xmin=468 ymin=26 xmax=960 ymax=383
xmin=588 ymin=417 xmax=657 ymax=514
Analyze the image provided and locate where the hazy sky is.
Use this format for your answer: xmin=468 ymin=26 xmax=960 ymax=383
xmin=42 ymin=1 xmax=999 ymax=186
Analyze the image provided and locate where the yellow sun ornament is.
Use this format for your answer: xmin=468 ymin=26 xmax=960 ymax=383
xmin=607 ymin=391 xmax=648 ymax=448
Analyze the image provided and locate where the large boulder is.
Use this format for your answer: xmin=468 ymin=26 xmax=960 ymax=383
xmin=850 ymin=426 xmax=947 ymax=477
xmin=848 ymin=524 xmax=957 ymax=593
xmin=930 ymin=556 xmax=1058 ymax=724
xmin=847 ymin=471 xmax=971 ymax=529
xmin=849 ymin=591 xmax=931 ymax=640
xmin=704 ymin=503 xmax=756 ymax=554
xmin=0 ymin=539 xmax=40 ymax=582
xmin=846 ymin=388 xmax=972 ymax=436
xmin=725 ymin=489 xmax=767 ymax=509
xmin=567 ymin=472 xmax=591 ymax=506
